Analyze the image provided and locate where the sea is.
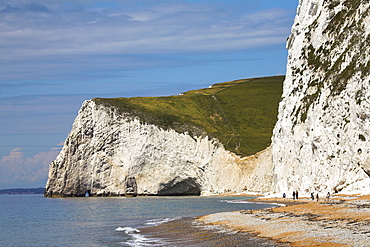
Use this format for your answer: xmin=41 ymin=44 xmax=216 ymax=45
xmin=0 ymin=194 xmax=279 ymax=247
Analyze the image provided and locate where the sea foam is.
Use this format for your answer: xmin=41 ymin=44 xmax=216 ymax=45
xmin=115 ymin=227 xmax=140 ymax=234
xmin=145 ymin=217 xmax=179 ymax=226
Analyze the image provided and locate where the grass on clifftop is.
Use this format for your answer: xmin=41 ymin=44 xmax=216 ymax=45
xmin=94 ymin=76 xmax=284 ymax=156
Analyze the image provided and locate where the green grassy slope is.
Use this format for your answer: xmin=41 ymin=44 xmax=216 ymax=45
xmin=94 ymin=76 xmax=284 ymax=156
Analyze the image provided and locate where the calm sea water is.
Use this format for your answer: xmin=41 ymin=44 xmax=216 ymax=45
xmin=0 ymin=194 xmax=277 ymax=247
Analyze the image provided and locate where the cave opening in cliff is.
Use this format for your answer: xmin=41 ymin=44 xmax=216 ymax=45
xmin=157 ymin=177 xmax=201 ymax=196
xmin=85 ymin=190 xmax=91 ymax=197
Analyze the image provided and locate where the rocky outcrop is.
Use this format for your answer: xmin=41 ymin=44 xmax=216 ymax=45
xmin=272 ymin=0 xmax=370 ymax=195
xmin=45 ymin=100 xmax=273 ymax=197
xmin=125 ymin=176 xmax=137 ymax=196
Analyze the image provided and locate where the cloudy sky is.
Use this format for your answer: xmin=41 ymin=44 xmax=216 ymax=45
xmin=0 ymin=0 xmax=298 ymax=189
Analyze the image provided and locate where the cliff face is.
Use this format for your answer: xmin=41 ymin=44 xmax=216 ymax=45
xmin=46 ymin=0 xmax=370 ymax=197
xmin=45 ymin=100 xmax=273 ymax=196
xmin=272 ymin=0 xmax=370 ymax=194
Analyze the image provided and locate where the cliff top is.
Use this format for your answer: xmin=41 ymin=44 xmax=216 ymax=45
xmin=94 ymin=76 xmax=284 ymax=156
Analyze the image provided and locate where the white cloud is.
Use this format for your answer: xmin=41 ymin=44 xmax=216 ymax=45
xmin=240 ymin=8 xmax=291 ymax=24
xmin=124 ymin=2 xmax=205 ymax=21
xmin=0 ymin=1 xmax=293 ymax=60
xmin=0 ymin=146 xmax=60 ymax=188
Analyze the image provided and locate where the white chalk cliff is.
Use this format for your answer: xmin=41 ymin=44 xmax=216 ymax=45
xmin=45 ymin=0 xmax=370 ymax=197
xmin=45 ymin=100 xmax=273 ymax=196
xmin=272 ymin=0 xmax=370 ymax=195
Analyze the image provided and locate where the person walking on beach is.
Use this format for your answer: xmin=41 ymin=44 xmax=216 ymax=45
xmin=283 ymin=193 xmax=286 ymax=199
xmin=316 ymin=193 xmax=319 ymax=202
xmin=293 ymin=191 xmax=296 ymax=200
xmin=296 ymin=190 xmax=299 ymax=200
xmin=326 ymin=192 xmax=330 ymax=201
xmin=311 ymin=192 xmax=314 ymax=200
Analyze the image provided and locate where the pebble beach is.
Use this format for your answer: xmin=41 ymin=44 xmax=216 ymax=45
xmin=140 ymin=216 xmax=288 ymax=246
xmin=141 ymin=195 xmax=370 ymax=246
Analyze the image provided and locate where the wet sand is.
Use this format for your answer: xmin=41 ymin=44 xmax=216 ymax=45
xmin=140 ymin=216 xmax=288 ymax=246
xmin=140 ymin=195 xmax=370 ymax=246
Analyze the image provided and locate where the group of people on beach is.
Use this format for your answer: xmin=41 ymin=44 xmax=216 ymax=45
xmin=311 ymin=192 xmax=331 ymax=201
xmin=282 ymin=191 xmax=299 ymax=200
xmin=282 ymin=191 xmax=331 ymax=201
xmin=311 ymin=192 xmax=319 ymax=201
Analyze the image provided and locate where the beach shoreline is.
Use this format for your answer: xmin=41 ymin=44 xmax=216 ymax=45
xmin=139 ymin=216 xmax=289 ymax=246
xmin=198 ymin=194 xmax=370 ymax=246
xmin=139 ymin=194 xmax=370 ymax=246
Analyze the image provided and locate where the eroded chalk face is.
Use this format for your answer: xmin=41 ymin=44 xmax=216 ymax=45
xmin=272 ymin=0 xmax=370 ymax=194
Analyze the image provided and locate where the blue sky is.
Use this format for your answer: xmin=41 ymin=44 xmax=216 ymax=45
xmin=0 ymin=0 xmax=299 ymax=189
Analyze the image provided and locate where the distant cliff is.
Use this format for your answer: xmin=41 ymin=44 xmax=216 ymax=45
xmin=0 ymin=188 xmax=44 ymax=194
xmin=272 ymin=0 xmax=370 ymax=194
xmin=45 ymin=77 xmax=283 ymax=196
